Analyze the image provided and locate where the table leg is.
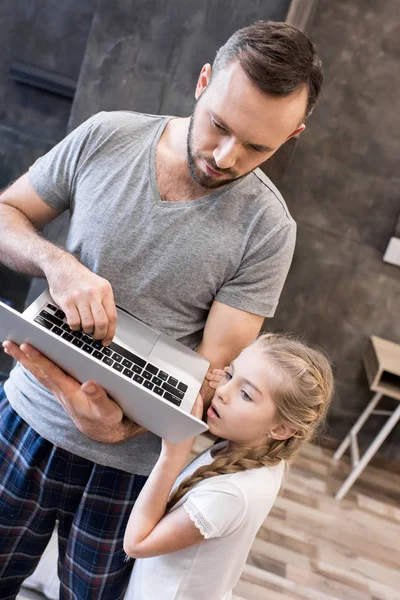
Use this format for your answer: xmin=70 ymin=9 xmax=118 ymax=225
xmin=335 ymin=402 xmax=400 ymax=500
xmin=333 ymin=392 xmax=382 ymax=461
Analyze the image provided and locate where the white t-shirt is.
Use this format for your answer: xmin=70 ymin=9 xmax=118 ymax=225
xmin=125 ymin=442 xmax=284 ymax=600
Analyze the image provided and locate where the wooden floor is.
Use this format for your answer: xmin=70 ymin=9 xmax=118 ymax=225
xmin=18 ymin=439 xmax=400 ymax=600
xmin=192 ymin=436 xmax=400 ymax=600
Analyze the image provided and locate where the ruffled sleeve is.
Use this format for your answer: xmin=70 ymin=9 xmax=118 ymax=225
xmin=182 ymin=478 xmax=246 ymax=540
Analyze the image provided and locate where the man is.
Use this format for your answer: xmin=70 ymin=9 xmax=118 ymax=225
xmin=0 ymin=21 xmax=323 ymax=599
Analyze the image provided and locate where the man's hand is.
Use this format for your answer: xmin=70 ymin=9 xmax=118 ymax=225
xmin=45 ymin=254 xmax=117 ymax=345
xmin=2 ymin=341 xmax=145 ymax=443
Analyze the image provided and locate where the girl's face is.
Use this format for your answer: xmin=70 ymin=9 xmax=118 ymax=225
xmin=206 ymin=348 xmax=281 ymax=447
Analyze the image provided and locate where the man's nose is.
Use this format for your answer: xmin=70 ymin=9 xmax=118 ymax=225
xmin=213 ymin=137 xmax=240 ymax=170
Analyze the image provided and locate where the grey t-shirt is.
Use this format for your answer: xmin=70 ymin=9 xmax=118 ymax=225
xmin=5 ymin=110 xmax=296 ymax=476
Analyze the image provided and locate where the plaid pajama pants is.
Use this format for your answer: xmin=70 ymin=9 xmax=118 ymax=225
xmin=0 ymin=386 xmax=148 ymax=600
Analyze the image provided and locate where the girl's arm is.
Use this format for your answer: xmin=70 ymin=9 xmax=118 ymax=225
xmin=123 ymin=395 xmax=205 ymax=559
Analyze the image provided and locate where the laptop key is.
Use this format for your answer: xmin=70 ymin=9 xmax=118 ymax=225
xmin=162 ymin=382 xmax=184 ymax=399
xmin=46 ymin=303 xmax=57 ymax=312
xmin=62 ymin=332 xmax=73 ymax=342
xmin=72 ymin=338 xmax=83 ymax=348
xmin=108 ymin=342 xmax=146 ymax=368
xmin=133 ymin=374 xmax=144 ymax=385
xmin=52 ymin=326 xmax=63 ymax=336
xmin=102 ymin=347 xmax=112 ymax=356
xmin=93 ymin=350 xmax=103 ymax=360
xmin=34 ymin=316 xmax=53 ymax=330
xmin=40 ymin=310 xmax=63 ymax=327
xmin=112 ymin=362 xmax=123 ymax=372
xmin=145 ymin=363 xmax=158 ymax=375
xmin=158 ymin=371 xmax=168 ymax=381
xmin=62 ymin=322 xmax=71 ymax=331
xmin=92 ymin=340 xmax=103 ymax=349
xmin=132 ymin=365 xmax=142 ymax=374
xmin=144 ymin=380 xmax=154 ymax=390
xmin=123 ymin=368 xmax=134 ymax=378
xmin=122 ymin=359 xmax=133 ymax=369
xmin=142 ymin=371 xmax=152 ymax=381
xmin=153 ymin=386 xmax=163 ymax=396
xmin=178 ymin=382 xmax=188 ymax=393
xmin=152 ymin=376 xmax=162 ymax=386
xmin=55 ymin=309 xmax=66 ymax=320
xmin=102 ymin=356 xmax=113 ymax=366
xmin=167 ymin=376 xmax=178 ymax=387
xmin=82 ymin=334 xmax=93 ymax=345
xmin=72 ymin=330 xmax=83 ymax=339
xmin=163 ymin=391 xmax=182 ymax=407
xmin=82 ymin=344 xmax=93 ymax=354
xmin=112 ymin=353 xmax=122 ymax=363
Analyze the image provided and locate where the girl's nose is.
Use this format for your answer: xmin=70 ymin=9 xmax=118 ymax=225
xmin=216 ymin=379 xmax=231 ymax=404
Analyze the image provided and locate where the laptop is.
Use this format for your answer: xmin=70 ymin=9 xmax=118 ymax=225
xmin=0 ymin=289 xmax=209 ymax=442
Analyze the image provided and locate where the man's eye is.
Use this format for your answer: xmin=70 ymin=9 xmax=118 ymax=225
xmin=212 ymin=118 xmax=225 ymax=131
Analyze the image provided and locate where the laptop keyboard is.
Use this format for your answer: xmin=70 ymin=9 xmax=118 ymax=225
xmin=34 ymin=303 xmax=189 ymax=407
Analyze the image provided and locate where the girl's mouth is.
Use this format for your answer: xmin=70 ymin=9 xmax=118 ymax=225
xmin=207 ymin=404 xmax=220 ymax=419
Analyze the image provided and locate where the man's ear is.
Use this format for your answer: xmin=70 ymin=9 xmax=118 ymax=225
xmin=270 ymin=423 xmax=297 ymax=441
xmin=195 ymin=64 xmax=212 ymax=100
xmin=285 ymin=123 xmax=306 ymax=142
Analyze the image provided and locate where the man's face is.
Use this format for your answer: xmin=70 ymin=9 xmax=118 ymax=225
xmin=187 ymin=61 xmax=308 ymax=190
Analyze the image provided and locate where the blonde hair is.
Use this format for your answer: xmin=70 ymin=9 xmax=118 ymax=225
xmin=167 ymin=333 xmax=334 ymax=511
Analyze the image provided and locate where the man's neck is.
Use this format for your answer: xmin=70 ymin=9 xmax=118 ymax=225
xmin=162 ymin=117 xmax=190 ymax=161
xmin=157 ymin=117 xmax=215 ymax=201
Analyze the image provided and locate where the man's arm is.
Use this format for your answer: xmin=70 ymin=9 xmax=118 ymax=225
xmin=0 ymin=174 xmax=117 ymax=344
xmin=196 ymin=300 xmax=264 ymax=408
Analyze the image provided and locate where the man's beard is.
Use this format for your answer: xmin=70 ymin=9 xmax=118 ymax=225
xmin=186 ymin=105 xmax=245 ymax=190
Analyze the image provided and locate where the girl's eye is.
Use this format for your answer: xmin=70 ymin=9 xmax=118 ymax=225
xmin=225 ymin=371 xmax=233 ymax=381
xmin=241 ymin=390 xmax=253 ymax=402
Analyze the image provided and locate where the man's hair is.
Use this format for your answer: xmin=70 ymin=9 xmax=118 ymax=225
xmin=211 ymin=21 xmax=323 ymax=119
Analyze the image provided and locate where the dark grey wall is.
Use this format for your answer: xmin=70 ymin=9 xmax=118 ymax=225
xmin=267 ymin=0 xmax=400 ymax=457
xmin=0 ymin=0 xmax=96 ymax=376
xmin=69 ymin=0 xmax=291 ymax=129
xmin=0 ymin=0 xmax=96 ymax=188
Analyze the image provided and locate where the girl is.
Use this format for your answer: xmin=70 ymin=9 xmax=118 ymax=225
xmin=123 ymin=333 xmax=334 ymax=599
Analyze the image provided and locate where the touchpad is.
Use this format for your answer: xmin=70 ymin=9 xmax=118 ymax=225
xmin=114 ymin=309 xmax=159 ymax=357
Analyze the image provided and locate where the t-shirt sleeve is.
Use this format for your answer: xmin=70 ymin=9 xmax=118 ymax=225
xmin=215 ymin=220 xmax=296 ymax=318
xmin=182 ymin=479 xmax=246 ymax=540
xmin=28 ymin=113 xmax=101 ymax=212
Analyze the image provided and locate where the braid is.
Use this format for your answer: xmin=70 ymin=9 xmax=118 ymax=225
xmin=167 ymin=437 xmax=299 ymax=511
xmin=167 ymin=333 xmax=334 ymax=512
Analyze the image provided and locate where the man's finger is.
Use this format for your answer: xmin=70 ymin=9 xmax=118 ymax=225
xmin=3 ymin=341 xmax=60 ymax=394
xmin=102 ymin=290 xmax=118 ymax=346
xmin=81 ymin=380 xmax=124 ymax=422
xmin=18 ymin=343 xmax=77 ymax=395
xmin=88 ymin=299 xmax=109 ymax=341
xmin=63 ymin=302 xmax=82 ymax=331
xmin=75 ymin=300 xmax=95 ymax=335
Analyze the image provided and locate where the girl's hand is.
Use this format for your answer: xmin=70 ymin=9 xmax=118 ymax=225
xmin=205 ymin=367 xmax=229 ymax=390
xmin=161 ymin=394 xmax=204 ymax=462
